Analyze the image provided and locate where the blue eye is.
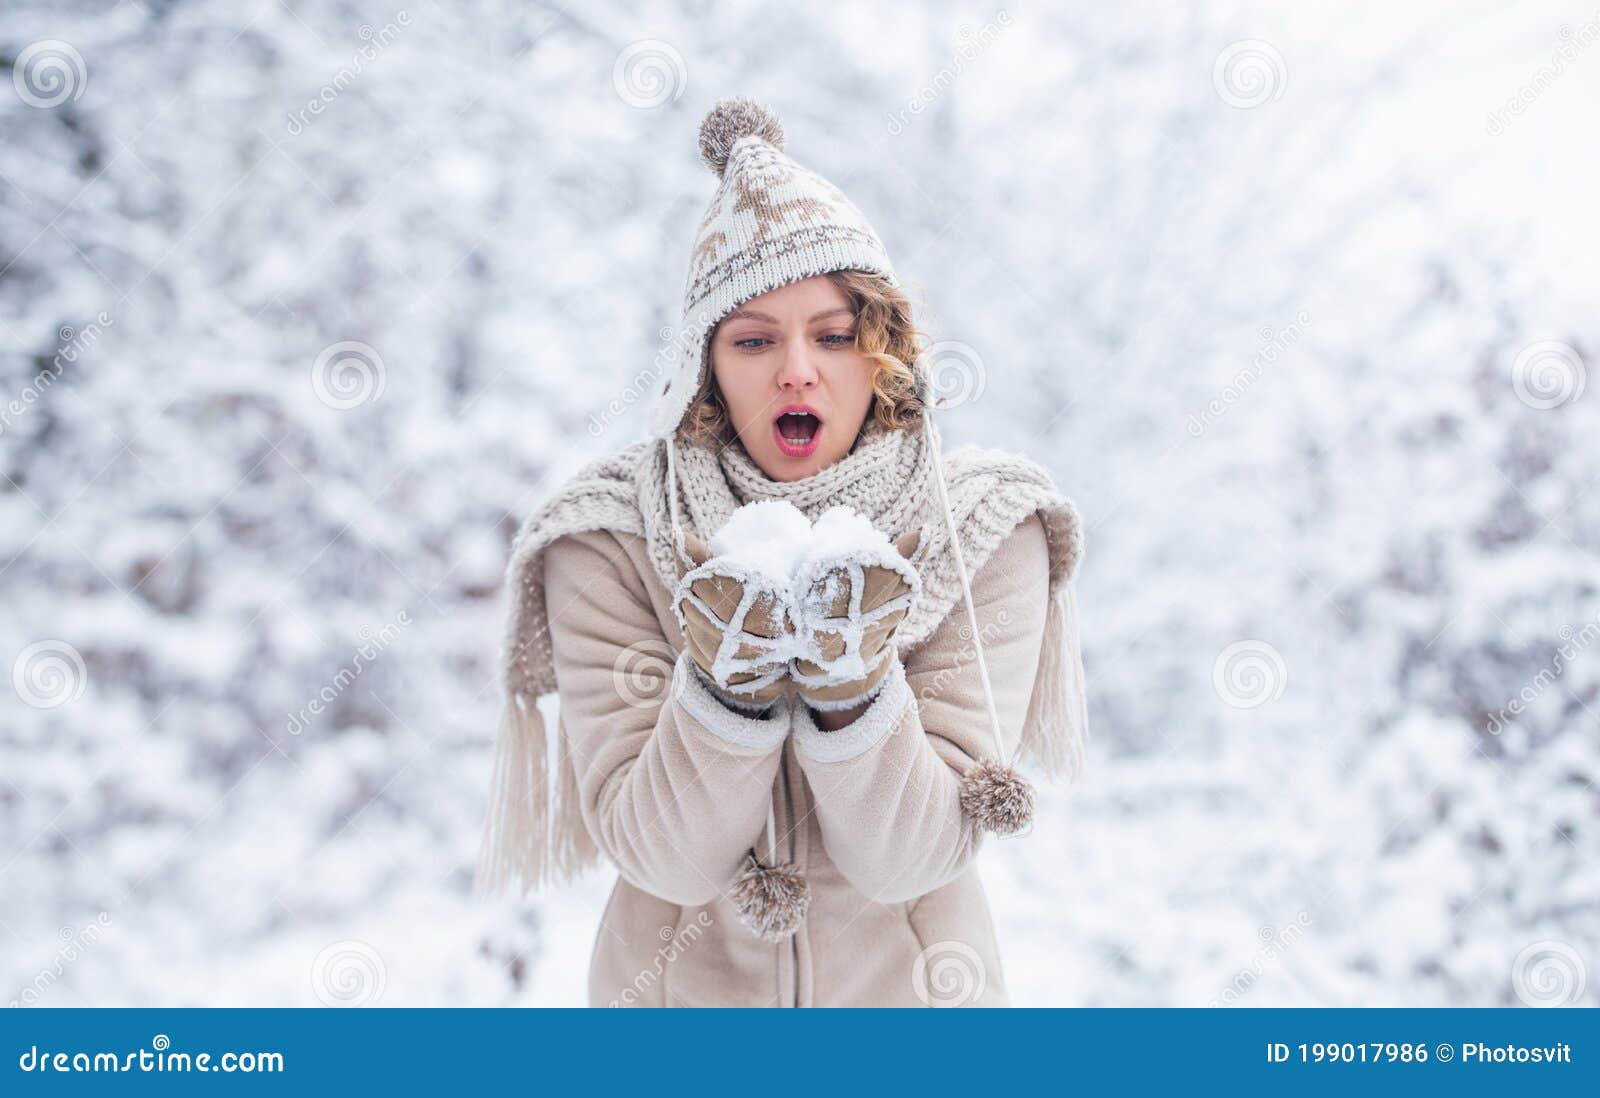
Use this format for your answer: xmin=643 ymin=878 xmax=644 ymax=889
xmin=820 ymin=333 xmax=853 ymax=346
xmin=734 ymin=338 xmax=770 ymax=349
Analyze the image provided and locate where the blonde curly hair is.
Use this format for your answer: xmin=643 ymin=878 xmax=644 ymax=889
xmin=676 ymin=268 xmax=929 ymax=447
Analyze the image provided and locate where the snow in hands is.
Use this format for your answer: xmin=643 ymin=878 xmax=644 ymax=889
xmin=691 ymin=501 xmax=922 ymax=690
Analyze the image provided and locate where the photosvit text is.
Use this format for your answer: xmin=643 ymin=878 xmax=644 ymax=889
xmin=1266 ymin=1042 xmax=1573 ymax=1065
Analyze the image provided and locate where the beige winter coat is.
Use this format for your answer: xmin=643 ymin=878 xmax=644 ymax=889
xmin=542 ymin=508 xmax=1052 ymax=1007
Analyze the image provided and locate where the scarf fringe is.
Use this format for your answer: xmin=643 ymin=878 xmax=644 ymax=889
xmin=1017 ymin=580 xmax=1089 ymax=783
xmin=474 ymin=691 xmax=598 ymax=897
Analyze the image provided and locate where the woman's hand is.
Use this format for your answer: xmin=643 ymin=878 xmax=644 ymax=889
xmin=672 ymin=530 xmax=796 ymax=711
xmin=790 ymin=528 xmax=922 ymax=714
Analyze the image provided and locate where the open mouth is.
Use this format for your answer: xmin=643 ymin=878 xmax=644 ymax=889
xmin=773 ymin=407 xmax=823 ymax=458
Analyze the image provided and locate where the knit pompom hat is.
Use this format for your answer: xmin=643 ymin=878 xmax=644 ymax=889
xmin=646 ymin=97 xmax=901 ymax=441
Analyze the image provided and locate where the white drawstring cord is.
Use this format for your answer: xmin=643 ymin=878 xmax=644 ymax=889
xmin=766 ymin=799 xmax=779 ymax=865
xmin=925 ymin=410 xmax=1010 ymax=769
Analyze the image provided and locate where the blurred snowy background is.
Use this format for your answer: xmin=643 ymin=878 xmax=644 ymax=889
xmin=2 ymin=0 xmax=1597 ymax=1008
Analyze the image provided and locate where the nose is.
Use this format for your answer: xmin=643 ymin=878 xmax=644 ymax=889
xmin=775 ymin=339 xmax=819 ymax=392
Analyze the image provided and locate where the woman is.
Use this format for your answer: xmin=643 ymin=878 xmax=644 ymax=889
xmin=478 ymin=98 xmax=1088 ymax=1007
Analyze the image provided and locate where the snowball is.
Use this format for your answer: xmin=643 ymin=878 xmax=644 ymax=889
xmin=708 ymin=500 xmax=813 ymax=584
xmin=805 ymin=504 xmax=893 ymax=565
xmin=709 ymin=501 xmax=900 ymax=586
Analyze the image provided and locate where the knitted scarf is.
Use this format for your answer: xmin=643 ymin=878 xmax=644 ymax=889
xmin=478 ymin=413 xmax=1087 ymax=894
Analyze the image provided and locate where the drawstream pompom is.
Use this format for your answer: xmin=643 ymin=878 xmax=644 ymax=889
xmin=698 ymin=97 xmax=785 ymax=178
xmin=732 ymin=851 xmax=809 ymax=941
xmin=958 ymin=757 xmax=1036 ymax=835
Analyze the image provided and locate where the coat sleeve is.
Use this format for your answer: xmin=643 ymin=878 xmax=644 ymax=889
xmin=543 ymin=528 xmax=790 ymax=906
xmin=790 ymin=512 xmax=1051 ymax=903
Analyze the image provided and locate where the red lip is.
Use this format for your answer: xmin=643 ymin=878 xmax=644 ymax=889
xmin=772 ymin=404 xmax=824 ymax=459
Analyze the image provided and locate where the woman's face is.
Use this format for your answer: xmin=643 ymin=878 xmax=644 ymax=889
xmin=709 ymin=275 xmax=875 ymax=482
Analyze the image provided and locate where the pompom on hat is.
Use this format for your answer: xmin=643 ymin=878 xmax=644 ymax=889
xmin=647 ymin=97 xmax=900 ymax=441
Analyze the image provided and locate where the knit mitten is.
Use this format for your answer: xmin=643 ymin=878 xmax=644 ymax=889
xmin=672 ymin=530 xmax=797 ymax=711
xmin=791 ymin=528 xmax=922 ymax=711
